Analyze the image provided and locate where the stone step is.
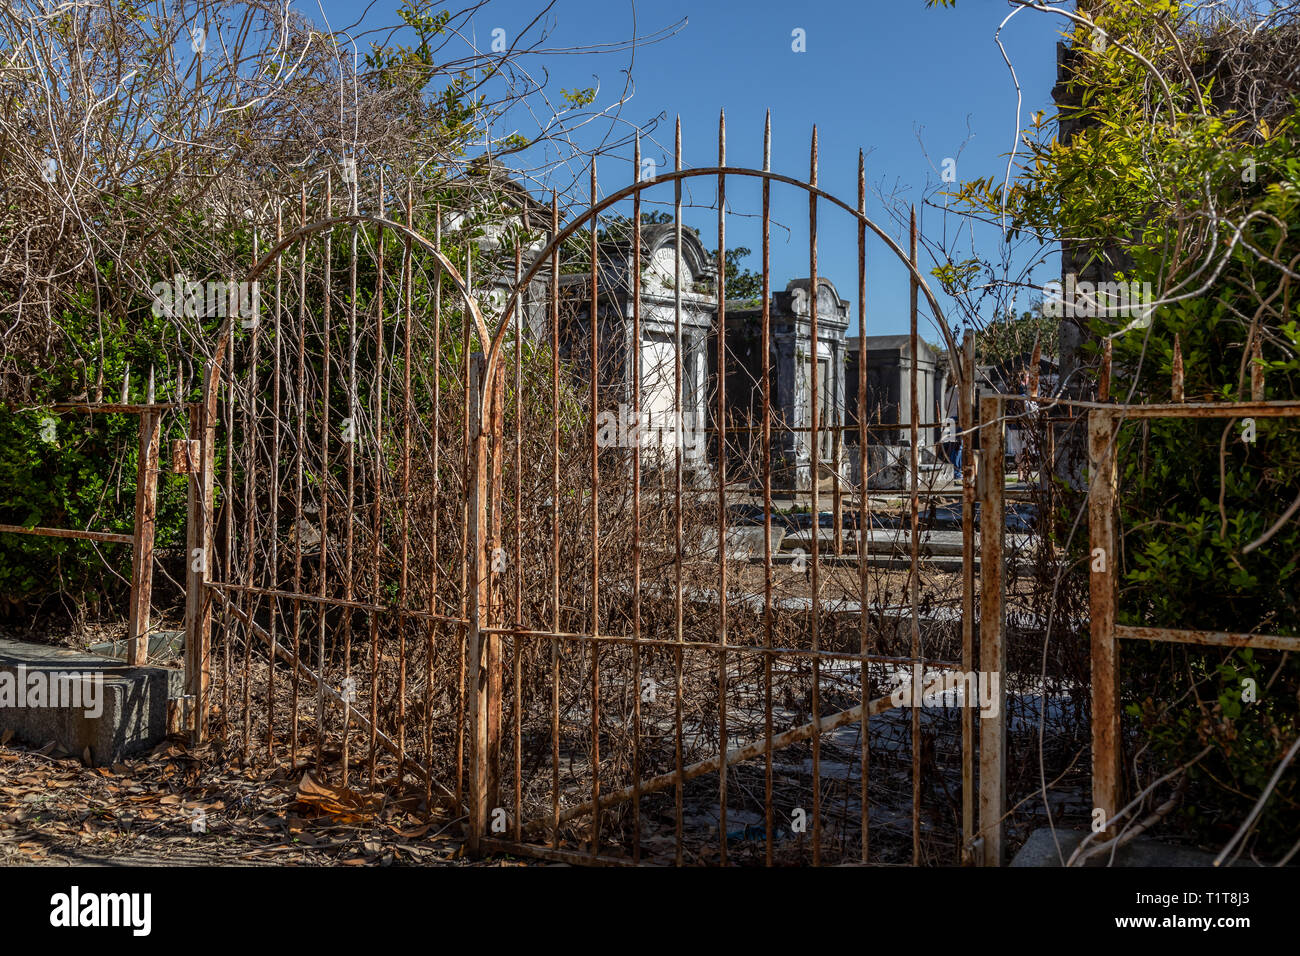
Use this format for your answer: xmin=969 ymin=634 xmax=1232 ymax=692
xmin=1011 ymin=827 xmax=1234 ymax=867
xmin=0 ymin=639 xmax=183 ymax=765
xmin=781 ymin=528 xmax=1035 ymax=556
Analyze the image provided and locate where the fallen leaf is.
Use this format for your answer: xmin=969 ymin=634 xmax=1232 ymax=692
xmin=294 ymin=773 xmax=383 ymax=823
xmin=395 ymin=822 xmax=432 ymax=839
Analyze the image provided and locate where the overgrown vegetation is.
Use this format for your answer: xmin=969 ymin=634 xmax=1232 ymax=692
xmin=944 ymin=0 xmax=1300 ymax=859
xmin=0 ymin=0 xmax=633 ymax=624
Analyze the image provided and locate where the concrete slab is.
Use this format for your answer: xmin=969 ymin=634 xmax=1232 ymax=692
xmin=0 ymin=638 xmax=183 ymax=765
xmin=781 ymin=529 xmax=1034 ymax=556
xmin=1011 ymin=827 xmax=1229 ymax=867
xmin=699 ymin=525 xmax=784 ymax=560
xmin=89 ymin=629 xmax=185 ymax=661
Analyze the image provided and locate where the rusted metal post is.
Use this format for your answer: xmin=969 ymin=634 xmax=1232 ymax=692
xmin=908 ymin=207 xmax=921 ymax=867
xmin=185 ymin=380 xmax=215 ymax=743
xmin=1088 ymin=408 xmax=1120 ymax=839
xmin=832 ymin=427 xmax=843 ymax=556
xmin=763 ymin=116 xmax=777 ymax=867
xmin=715 ymin=111 xmax=729 ymax=864
xmin=127 ymin=408 xmax=160 ymax=665
xmin=854 ymin=147 xmax=869 ymax=866
xmin=977 ymin=394 xmax=1006 ymax=865
xmin=587 ymin=158 xmax=602 ymax=859
xmin=808 ymin=126 xmax=823 ymax=866
xmin=488 ymin=354 xmax=505 ymax=829
xmin=467 ymin=352 xmax=496 ymax=853
xmin=959 ymin=331 xmax=976 ymax=861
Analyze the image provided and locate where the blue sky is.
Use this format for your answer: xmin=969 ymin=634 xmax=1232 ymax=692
xmin=321 ymin=0 xmax=1067 ymax=339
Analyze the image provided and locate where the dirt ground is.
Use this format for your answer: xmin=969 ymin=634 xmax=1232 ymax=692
xmin=0 ymin=735 xmax=508 ymax=867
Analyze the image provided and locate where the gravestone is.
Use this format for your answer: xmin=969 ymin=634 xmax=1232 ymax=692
xmin=558 ymin=223 xmax=718 ymax=481
xmin=721 ymin=277 xmax=850 ymax=490
xmin=845 ymin=334 xmax=942 ymax=487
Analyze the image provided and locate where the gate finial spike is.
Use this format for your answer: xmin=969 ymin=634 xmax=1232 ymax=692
xmin=121 ymin=367 xmax=130 ymax=405
xmin=810 ymin=125 xmax=818 ymax=184
xmin=763 ymin=111 xmax=771 ymax=173
xmin=858 ymin=150 xmax=865 ymax=214
xmin=675 ymin=115 xmax=682 ymax=171
xmin=1029 ymin=336 xmax=1041 ymax=398
xmin=147 ymin=365 xmax=156 ymax=404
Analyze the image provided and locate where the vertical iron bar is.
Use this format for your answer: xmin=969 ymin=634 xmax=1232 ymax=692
xmin=316 ymin=172 xmax=332 ymax=779
xmin=457 ymin=241 xmax=471 ymax=813
xmin=672 ymin=116 xmax=686 ymax=867
xmin=127 ymin=408 xmax=160 ymax=667
xmin=909 ymin=208 xmax=922 ymax=866
xmin=960 ymin=330 xmax=976 ymax=861
xmin=242 ymin=242 xmax=260 ymax=763
xmin=978 ymin=394 xmax=1007 ymax=865
xmin=371 ymin=176 xmax=389 ymax=790
xmin=1088 ymin=408 xmax=1120 ymax=842
xmin=631 ymin=136 xmax=644 ymax=863
xmin=291 ymin=185 xmax=307 ymax=767
xmin=185 ymin=372 xmax=215 ymax=744
xmin=856 ymin=150 xmax=870 ymax=864
xmin=343 ymin=173 xmax=357 ymax=790
xmin=513 ymin=245 xmax=523 ymax=842
xmin=467 ymin=351 xmax=490 ymax=852
xmin=715 ymin=110 xmax=729 ymax=865
xmin=761 ymin=112 xmax=775 ymax=869
xmin=223 ymin=322 xmax=234 ymax=742
xmin=808 ymin=126 xmax=822 ymax=866
xmin=588 ymin=158 xmax=602 ymax=858
xmin=268 ymin=204 xmax=284 ymax=761
xmin=550 ymin=193 xmax=562 ymax=847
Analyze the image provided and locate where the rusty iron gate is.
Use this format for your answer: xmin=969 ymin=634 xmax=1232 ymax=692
xmin=191 ymin=119 xmax=1015 ymax=866
xmin=193 ymin=179 xmax=487 ymax=815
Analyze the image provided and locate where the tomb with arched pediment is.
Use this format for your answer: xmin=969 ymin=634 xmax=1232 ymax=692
xmin=718 ymin=277 xmax=851 ymax=490
xmin=555 ymin=223 xmax=718 ymax=479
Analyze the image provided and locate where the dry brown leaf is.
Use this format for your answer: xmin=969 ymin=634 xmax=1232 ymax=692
xmin=395 ymin=822 xmax=432 ymax=839
xmin=294 ymin=773 xmax=382 ymax=823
